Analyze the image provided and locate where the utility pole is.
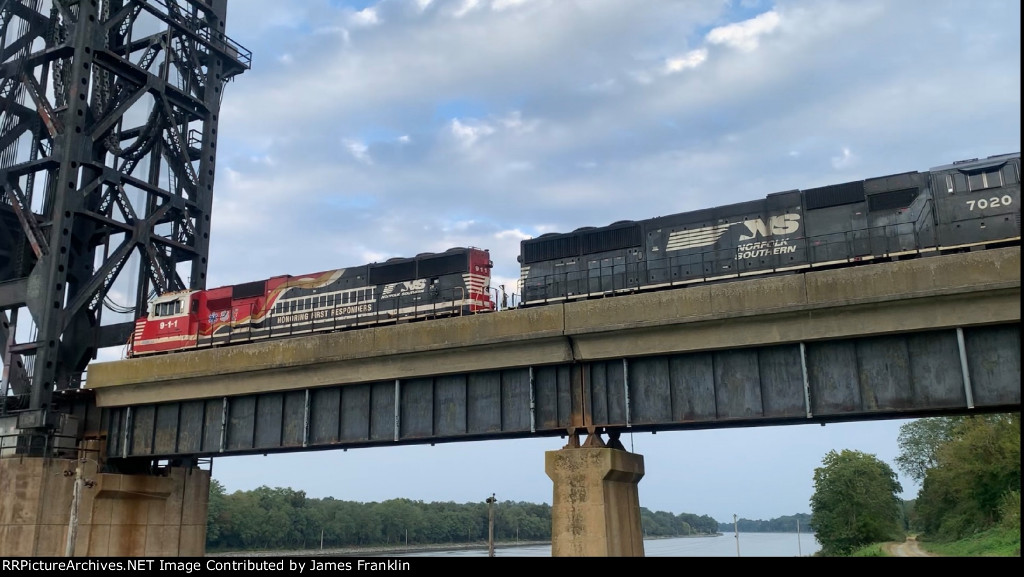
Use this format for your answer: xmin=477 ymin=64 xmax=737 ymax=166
xmin=733 ymin=514 xmax=740 ymax=557
xmin=486 ymin=493 xmax=496 ymax=557
xmin=797 ymin=519 xmax=802 ymax=556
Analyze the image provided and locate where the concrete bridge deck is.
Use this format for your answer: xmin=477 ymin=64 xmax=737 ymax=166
xmin=85 ymin=247 xmax=1020 ymax=459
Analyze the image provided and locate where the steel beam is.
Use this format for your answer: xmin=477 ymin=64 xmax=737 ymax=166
xmin=99 ymin=324 xmax=1021 ymax=460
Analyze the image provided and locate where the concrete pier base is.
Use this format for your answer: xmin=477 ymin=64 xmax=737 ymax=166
xmin=545 ymin=444 xmax=645 ymax=556
xmin=0 ymin=445 xmax=209 ymax=557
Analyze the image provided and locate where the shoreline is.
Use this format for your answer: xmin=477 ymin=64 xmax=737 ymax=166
xmin=207 ymin=540 xmax=553 ymax=557
xmin=207 ymin=534 xmax=726 ymax=558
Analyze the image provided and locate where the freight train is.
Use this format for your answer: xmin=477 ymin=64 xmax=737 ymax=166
xmin=127 ymin=152 xmax=1020 ymax=358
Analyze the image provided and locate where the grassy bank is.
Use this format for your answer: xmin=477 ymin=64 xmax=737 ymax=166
xmin=915 ymin=527 xmax=1021 ymax=557
xmin=848 ymin=527 xmax=1020 ymax=557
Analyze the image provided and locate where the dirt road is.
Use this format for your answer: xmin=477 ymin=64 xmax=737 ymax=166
xmin=883 ymin=536 xmax=937 ymax=557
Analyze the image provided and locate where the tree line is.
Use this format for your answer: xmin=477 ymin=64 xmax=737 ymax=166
xmin=207 ymin=413 xmax=1019 ymax=554
xmin=206 ymin=484 xmax=720 ymax=552
xmin=809 ymin=413 xmax=1020 ymax=556
xmin=716 ymin=513 xmax=812 ymax=534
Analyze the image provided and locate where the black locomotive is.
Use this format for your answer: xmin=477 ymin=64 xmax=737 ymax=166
xmin=518 ymin=153 xmax=1020 ymax=305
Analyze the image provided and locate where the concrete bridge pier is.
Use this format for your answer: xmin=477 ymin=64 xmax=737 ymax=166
xmin=545 ymin=431 xmax=645 ymax=556
xmin=0 ymin=440 xmax=209 ymax=557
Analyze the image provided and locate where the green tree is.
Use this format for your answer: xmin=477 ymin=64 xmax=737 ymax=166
xmin=915 ymin=413 xmax=1020 ymax=539
xmin=895 ymin=417 xmax=963 ymax=483
xmin=810 ymin=449 xmax=903 ymax=555
xmin=207 ymin=479 xmax=227 ymax=547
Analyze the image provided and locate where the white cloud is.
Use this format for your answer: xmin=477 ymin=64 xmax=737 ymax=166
xmin=350 ymin=8 xmax=380 ymax=27
xmin=450 ymin=118 xmax=495 ymax=148
xmin=706 ymin=10 xmax=780 ymax=51
xmin=343 ymin=139 xmax=373 ymax=164
xmin=443 ymin=219 xmax=477 ymax=232
xmin=831 ymin=146 xmax=857 ymax=170
xmin=664 ymin=48 xmax=708 ymax=73
xmin=496 ymin=228 xmax=531 ymax=241
xmin=499 ymin=111 xmax=538 ymax=133
xmin=312 ymin=25 xmax=348 ymax=36
xmin=492 ymin=0 xmax=535 ymax=11
xmin=453 ymin=0 xmax=481 ymax=18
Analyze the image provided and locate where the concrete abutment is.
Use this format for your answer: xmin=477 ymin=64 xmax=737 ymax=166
xmin=546 ymin=444 xmax=645 ymax=556
xmin=0 ymin=442 xmax=208 ymax=557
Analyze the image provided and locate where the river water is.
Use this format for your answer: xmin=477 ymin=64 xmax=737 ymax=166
xmin=392 ymin=532 xmax=821 ymax=557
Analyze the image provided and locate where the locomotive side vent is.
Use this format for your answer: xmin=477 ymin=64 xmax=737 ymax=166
xmin=580 ymin=224 xmax=642 ymax=255
xmin=522 ymin=235 xmax=580 ymax=264
xmin=867 ymin=188 xmax=919 ymax=212
xmin=232 ymin=281 xmax=266 ymax=299
xmin=804 ymin=180 xmax=866 ymax=210
xmin=418 ymin=252 xmax=468 ymax=276
xmin=369 ymin=260 xmax=417 ymax=284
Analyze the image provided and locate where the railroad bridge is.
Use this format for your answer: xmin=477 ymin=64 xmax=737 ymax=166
xmin=0 ymin=0 xmax=1019 ymax=558
xmin=2 ymin=246 xmax=1019 ymax=556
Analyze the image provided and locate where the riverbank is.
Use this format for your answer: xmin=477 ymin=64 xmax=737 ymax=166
xmin=206 ymin=533 xmax=725 ymax=557
xmin=207 ymin=540 xmax=552 ymax=557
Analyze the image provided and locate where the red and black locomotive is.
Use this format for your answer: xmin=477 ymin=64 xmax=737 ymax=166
xmin=130 ymin=247 xmax=494 ymax=356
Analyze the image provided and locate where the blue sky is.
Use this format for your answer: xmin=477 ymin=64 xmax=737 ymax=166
xmin=103 ymin=0 xmax=1019 ymax=522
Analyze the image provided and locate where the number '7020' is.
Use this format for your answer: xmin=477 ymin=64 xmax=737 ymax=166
xmin=966 ymin=195 xmax=1013 ymax=211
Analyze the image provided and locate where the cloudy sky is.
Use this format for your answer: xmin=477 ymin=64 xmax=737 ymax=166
xmin=126 ymin=0 xmax=1022 ymax=522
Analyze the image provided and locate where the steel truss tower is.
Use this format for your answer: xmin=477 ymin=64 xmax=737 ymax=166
xmin=0 ymin=0 xmax=249 ymax=452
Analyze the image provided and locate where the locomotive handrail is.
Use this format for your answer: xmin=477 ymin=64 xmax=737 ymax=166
xmin=456 ymin=286 xmax=466 ymax=316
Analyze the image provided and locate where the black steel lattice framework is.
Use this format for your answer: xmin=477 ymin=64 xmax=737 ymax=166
xmin=0 ymin=0 xmax=249 ymax=448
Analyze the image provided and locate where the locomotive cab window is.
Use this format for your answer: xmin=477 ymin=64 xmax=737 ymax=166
xmin=966 ymin=167 xmax=1003 ymax=191
xmin=154 ymin=300 xmax=182 ymax=317
xmin=943 ymin=173 xmax=969 ymax=193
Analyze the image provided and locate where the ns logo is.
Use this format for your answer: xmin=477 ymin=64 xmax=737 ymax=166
xmin=666 ymin=212 xmax=802 ymax=252
xmin=380 ymin=278 xmax=428 ymax=298
xmin=738 ymin=213 xmax=801 ymax=241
